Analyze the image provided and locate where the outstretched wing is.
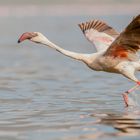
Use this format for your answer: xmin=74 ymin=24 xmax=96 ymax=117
xmin=78 ymin=20 xmax=119 ymax=52
xmin=104 ymin=15 xmax=140 ymax=61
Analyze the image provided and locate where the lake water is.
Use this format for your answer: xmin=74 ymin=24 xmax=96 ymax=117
xmin=0 ymin=7 xmax=140 ymax=140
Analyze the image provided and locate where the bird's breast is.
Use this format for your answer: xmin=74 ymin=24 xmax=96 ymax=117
xmin=88 ymin=56 xmax=121 ymax=73
xmin=100 ymin=56 xmax=122 ymax=73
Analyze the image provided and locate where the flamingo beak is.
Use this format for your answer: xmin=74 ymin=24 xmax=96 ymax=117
xmin=18 ymin=32 xmax=37 ymax=43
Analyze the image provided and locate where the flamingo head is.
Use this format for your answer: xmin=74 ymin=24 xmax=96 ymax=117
xmin=18 ymin=32 xmax=47 ymax=44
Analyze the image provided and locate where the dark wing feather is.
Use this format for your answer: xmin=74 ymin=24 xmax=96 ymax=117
xmin=78 ymin=20 xmax=119 ymax=38
xmin=104 ymin=15 xmax=140 ymax=60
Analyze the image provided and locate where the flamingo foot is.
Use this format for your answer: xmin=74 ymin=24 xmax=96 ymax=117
xmin=122 ymin=92 xmax=129 ymax=107
xmin=137 ymin=81 xmax=140 ymax=85
xmin=122 ymin=82 xmax=140 ymax=107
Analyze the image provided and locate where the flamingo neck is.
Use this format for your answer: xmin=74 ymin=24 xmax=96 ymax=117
xmin=39 ymin=37 xmax=92 ymax=64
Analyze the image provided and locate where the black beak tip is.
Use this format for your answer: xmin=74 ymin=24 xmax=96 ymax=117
xmin=17 ymin=39 xmax=21 ymax=43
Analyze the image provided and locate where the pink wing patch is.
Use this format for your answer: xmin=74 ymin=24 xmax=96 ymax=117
xmin=106 ymin=45 xmax=128 ymax=58
xmin=95 ymin=37 xmax=113 ymax=44
xmin=78 ymin=19 xmax=119 ymax=52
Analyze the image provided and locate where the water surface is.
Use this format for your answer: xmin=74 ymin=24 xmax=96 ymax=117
xmin=0 ymin=13 xmax=140 ymax=140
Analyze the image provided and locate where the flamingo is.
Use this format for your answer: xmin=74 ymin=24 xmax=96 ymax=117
xmin=18 ymin=15 xmax=140 ymax=107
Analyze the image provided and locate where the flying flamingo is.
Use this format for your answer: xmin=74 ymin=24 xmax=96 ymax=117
xmin=18 ymin=15 xmax=140 ymax=107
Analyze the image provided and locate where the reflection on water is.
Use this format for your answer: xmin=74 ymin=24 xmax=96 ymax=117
xmin=127 ymin=89 xmax=140 ymax=106
xmin=90 ymin=108 xmax=140 ymax=138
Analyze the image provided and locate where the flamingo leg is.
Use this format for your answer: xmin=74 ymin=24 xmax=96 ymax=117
xmin=122 ymin=84 xmax=140 ymax=107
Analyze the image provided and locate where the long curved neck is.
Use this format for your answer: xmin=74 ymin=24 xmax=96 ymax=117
xmin=39 ymin=37 xmax=92 ymax=63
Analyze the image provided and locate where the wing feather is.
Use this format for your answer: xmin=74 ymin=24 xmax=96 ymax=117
xmin=79 ymin=20 xmax=119 ymax=52
xmin=104 ymin=15 xmax=140 ymax=61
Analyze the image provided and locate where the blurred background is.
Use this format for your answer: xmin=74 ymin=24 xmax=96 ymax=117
xmin=0 ymin=0 xmax=139 ymax=45
xmin=0 ymin=1 xmax=139 ymax=140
